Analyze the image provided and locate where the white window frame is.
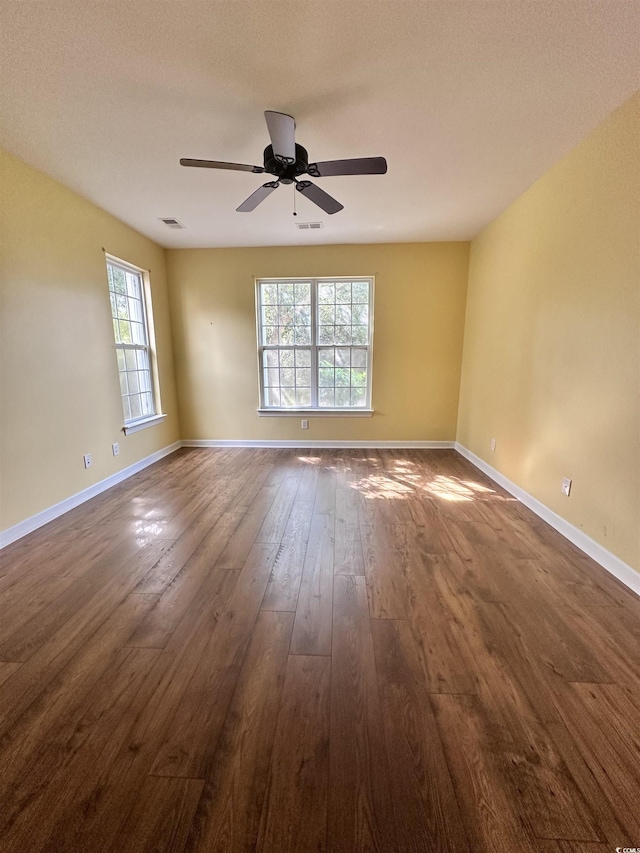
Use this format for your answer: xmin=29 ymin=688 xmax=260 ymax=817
xmin=106 ymin=254 xmax=165 ymax=434
xmin=255 ymin=276 xmax=374 ymax=416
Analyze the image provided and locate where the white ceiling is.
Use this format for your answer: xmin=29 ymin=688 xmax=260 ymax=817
xmin=1 ymin=1 xmax=638 ymax=248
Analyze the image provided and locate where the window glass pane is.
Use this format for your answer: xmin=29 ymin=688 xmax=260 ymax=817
xmin=118 ymin=319 xmax=132 ymax=343
xmin=351 ymin=387 xmax=366 ymax=406
xmin=318 ymin=325 xmax=336 ymax=345
xmin=336 ymin=305 xmax=351 ymax=325
xmin=294 ymin=305 xmax=310 ymax=326
xmin=280 ymin=349 xmax=294 ymax=368
xmin=319 ymin=368 xmax=334 ymax=387
xmin=352 ymin=281 xmax=369 ymax=303
xmin=278 ymin=305 xmax=294 ymax=326
xmin=281 ymin=387 xmax=296 ymax=406
xmin=319 ymin=387 xmax=335 ymax=406
xmin=119 ymin=373 xmax=128 ymax=396
xmin=262 ymin=283 xmax=277 ymax=304
xmin=279 ymin=326 xmax=294 ymax=345
xmin=280 ymin=368 xmax=295 ymax=387
xmin=335 ymin=367 xmax=350 ymax=387
xmin=264 ymin=326 xmax=278 ymax=345
xmin=296 ymin=387 xmax=311 ymax=406
xmin=131 ymin=322 xmax=146 ymax=345
xmin=136 ymin=349 xmax=150 ymax=370
xmin=265 ymin=350 xmax=279 ymax=367
xmin=318 ymin=283 xmax=334 ymax=303
xmin=336 ymin=282 xmax=352 ymax=303
xmin=267 ymin=388 xmax=281 ymax=407
xmin=125 ymin=349 xmax=137 ymax=371
xmin=122 ymin=396 xmax=131 ymax=421
xmin=335 ymin=348 xmax=350 ymax=367
xmin=265 ymin=368 xmax=280 ymax=387
xmin=295 ymin=349 xmax=311 ymax=367
xmin=278 ymin=283 xmax=294 ymax=304
xmin=335 ymin=325 xmax=352 ymax=344
xmin=116 ymin=348 xmax=126 ymax=371
xmin=128 ymin=371 xmax=140 ymax=393
xmin=128 ymin=296 xmax=143 ymax=323
xmin=335 ymin=387 xmax=351 ymax=406
xmin=351 ymin=304 xmax=368 ymax=325
xmin=130 ymin=394 xmax=142 ymax=419
xmin=294 ymin=326 xmax=311 ymax=345
xmin=318 ymin=348 xmax=334 ymax=367
xmin=318 ymin=304 xmax=335 ymax=325
xmin=296 ymin=368 xmax=311 ymax=387
xmin=352 ymin=325 xmax=368 ymax=344
xmin=113 ymin=319 xmax=121 ymax=343
xmin=262 ymin=306 xmax=278 ymax=326
xmin=141 ymin=393 xmax=154 ymax=416
xmin=111 ymin=266 xmax=127 ymax=295
xmin=294 ymin=283 xmax=311 ymax=304
xmin=351 ymin=368 xmax=367 ymax=387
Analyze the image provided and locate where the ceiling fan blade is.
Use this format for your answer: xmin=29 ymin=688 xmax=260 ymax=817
xmin=264 ymin=111 xmax=296 ymax=164
xmin=307 ymin=157 xmax=387 ymax=177
xmin=180 ymin=158 xmax=264 ymax=173
xmin=295 ymin=180 xmax=344 ymax=215
xmin=236 ymin=181 xmax=280 ymax=213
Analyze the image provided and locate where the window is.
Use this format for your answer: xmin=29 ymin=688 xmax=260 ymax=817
xmin=106 ymin=256 xmax=158 ymax=427
xmin=256 ymin=277 xmax=373 ymax=412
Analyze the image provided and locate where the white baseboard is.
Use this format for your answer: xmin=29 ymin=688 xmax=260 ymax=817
xmin=455 ymin=442 xmax=640 ymax=597
xmin=0 ymin=441 xmax=182 ymax=549
xmin=181 ymin=439 xmax=455 ymax=449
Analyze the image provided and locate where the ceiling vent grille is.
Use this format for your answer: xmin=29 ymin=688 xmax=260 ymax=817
xmin=295 ymin=221 xmax=323 ymax=230
xmin=159 ymin=217 xmax=185 ymax=229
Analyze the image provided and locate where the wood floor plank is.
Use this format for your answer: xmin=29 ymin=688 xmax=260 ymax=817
xmin=150 ymin=542 xmax=279 ymax=778
xmin=112 ymin=776 xmax=204 ymax=853
xmin=371 ymin=618 xmax=469 ymax=852
xmin=185 ymin=610 xmax=292 ymax=852
xmin=261 ymin=500 xmax=313 ymax=611
xmin=289 ymin=513 xmax=334 ymax=656
xmin=432 ymin=692 xmax=542 ymax=853
xmin=328 ymin=574 xmax=398 ymax=852
xmin=127 ymin=511 xmax=243 ymax=648
xmin=256 ymin=654 xmax=331 ymax=853
xmin=214 ymin=484 xmax=279 ymax=569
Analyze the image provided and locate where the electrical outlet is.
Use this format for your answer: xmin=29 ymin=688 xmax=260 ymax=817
xmin=83 ymin=453 xmax=92 ymax=469
xmin=561 ymin=477 xmax=572 ymax=497
xmin=301 ymin=419 xmax=309 ymax=430
xmin=490 ymin=438 xmax=496 ymax=452
xmin=112 ymin=442 xmax=120 ymax=457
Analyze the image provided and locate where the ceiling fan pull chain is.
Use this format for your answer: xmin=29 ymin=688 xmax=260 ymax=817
xmin=293 ymin=185 xmax=297 ymax=216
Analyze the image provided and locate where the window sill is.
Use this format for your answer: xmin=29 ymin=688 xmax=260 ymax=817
xmin=122 ymin=414 xmax=167 ymax=435
xmin=257 ymin=408 xmax=374 ymax=418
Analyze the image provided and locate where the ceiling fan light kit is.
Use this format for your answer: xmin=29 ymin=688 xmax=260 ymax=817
xmin=180 ymin=110 xmax=387 ymax=215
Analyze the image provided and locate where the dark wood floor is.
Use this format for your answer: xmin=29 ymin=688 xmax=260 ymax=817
xmin=0 ymin=448 xmax=638 ymax=852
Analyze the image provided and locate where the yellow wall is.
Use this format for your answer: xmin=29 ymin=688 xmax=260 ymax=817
xmin=457 ymin=92 xmax=640 ymax=572
xmin=0 ymin=151 xmax=180 ymax=530
xmin=166 ymin=243 xmax=469 ymax=442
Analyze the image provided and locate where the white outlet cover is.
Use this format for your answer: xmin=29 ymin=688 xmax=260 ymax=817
xmin=562 ymin=477 xmax=572 ymax=496
xmin=112 ymin=442 xmax=120 ymax=456
xmin=301 ymin=419 xmax=309 ymax=429
xmin=83 ymin=453 xmax=92 ymax=468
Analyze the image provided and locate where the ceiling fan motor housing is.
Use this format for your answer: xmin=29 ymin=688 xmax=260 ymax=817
xmin=263 ymin=144 xmax=309 ymax=183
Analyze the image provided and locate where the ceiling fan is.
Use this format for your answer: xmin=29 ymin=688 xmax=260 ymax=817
xmin=180 ymin=110 xmax=387 ymax=215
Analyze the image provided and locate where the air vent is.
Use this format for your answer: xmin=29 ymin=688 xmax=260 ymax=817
xmin=295 ymin=221 xmax=323 ymax=230
xmin=159 ymin=217 xmax=185 ymax=229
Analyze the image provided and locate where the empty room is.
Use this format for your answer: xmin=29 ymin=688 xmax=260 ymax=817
xmin=0 ymin=2 xmax=639 ymax=851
